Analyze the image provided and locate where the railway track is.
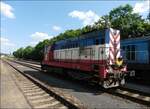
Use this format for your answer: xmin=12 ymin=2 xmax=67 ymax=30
xmin=3 ymin=59 xmax=85 ymax=109
xmin=105 ymin=88 xmax=150 ymax=106
xmin=6 ymin=58 xmax=150 ymax=106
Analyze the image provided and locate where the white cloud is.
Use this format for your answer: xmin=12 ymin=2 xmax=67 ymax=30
xmin=29 ymin=41 xmax=39 ymax=46
xmin=30 ymin=32 xmax=53 ymax=46
xmin=30 ymin=32 xmax=52 ymax=41
xmin=52 ymin=25 xmax=62 ymax=31
xmin=0 ymin=1 xmax=15 ymax=19
xmin=69 ymin=10 xmax=100 ymax=26
xmin=133 ymin=0 xmax=149 ymax=13
xmin=0 ymin=37 xmax=15 ymax=46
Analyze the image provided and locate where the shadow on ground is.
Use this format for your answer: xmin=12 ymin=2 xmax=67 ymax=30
xmin=23 ymin=70 xmax=105 ymax=95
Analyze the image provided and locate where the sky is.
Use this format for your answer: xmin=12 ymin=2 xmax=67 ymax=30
xmin=0 ymin=0 xmax=149 ymax=54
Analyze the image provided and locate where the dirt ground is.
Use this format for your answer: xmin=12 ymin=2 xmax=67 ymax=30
xmin=0 ymin=60 xmax=31 ymax=109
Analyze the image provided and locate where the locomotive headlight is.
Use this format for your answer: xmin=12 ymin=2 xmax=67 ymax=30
xmin=116 ymin=57 xmax=123 ymax=67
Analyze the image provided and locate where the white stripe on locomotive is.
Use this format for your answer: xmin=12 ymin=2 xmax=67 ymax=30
xmin=54 ymin=44 xmax=108 ymax=61
xmin=109 ymin=28 xmax=121 ymax=64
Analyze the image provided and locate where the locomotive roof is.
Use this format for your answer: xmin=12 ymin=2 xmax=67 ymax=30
xmin=121 ymin=36 xmax=150 ymax=42
xmin=54 ymin=29 xmax=105 ymax=45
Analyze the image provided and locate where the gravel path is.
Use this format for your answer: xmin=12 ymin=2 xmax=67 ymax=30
xmin=0 ymin=60 xmax=31 ymax=109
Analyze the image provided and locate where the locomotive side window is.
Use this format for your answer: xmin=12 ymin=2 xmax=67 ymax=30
xmin=95 ymin=39 xmax=99 ymax=45
xmin=101 ymin=38 xmax=105 ymax=44
xmin=87 ymin=38 xmax=91 ymax=46
xmin=126 ymin=45 xmax=135 ymax=61
xmin=68 ymin=44 xmax=70 ymax=48
xmin=127 ymin=45 xmax=130 ymax=60
xmin=80 ymin=39 xmax=86 ymax=47
xmin=131 ymin=45 xmax=135 ymax=60
xmin=122 ymin=46 xmax=125 ymax=50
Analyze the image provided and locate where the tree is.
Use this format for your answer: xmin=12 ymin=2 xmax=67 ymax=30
xmin=94 ymin=15 xmax=111 ymax=30
xmin=13 ymin=47 xmax=24 ymax=58
xmin=23 ymin=46 xmax=34 ymax=59
xmin=33 ymin=39 xmax=51 ymax=60
xmin=108 ymin=4 xmax=148 ymax=38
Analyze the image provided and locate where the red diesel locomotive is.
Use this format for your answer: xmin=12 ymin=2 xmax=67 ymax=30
xmin=41 ymin=28 xmax=132 ymax=88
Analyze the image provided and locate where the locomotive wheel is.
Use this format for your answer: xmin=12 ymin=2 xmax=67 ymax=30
xmin=103 ymin=79 xmax=113 ymax=88
xmin=102 ymin=79 xmax=119 ymax=88
xmin=120 ymin=78 xmax=125 ymax=85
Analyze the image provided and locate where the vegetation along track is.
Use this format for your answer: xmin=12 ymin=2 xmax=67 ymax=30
xmin=3 ymin=59 xmax=85 ymax=109
xmin=7 ymin=59 xmax=150 ymax=106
